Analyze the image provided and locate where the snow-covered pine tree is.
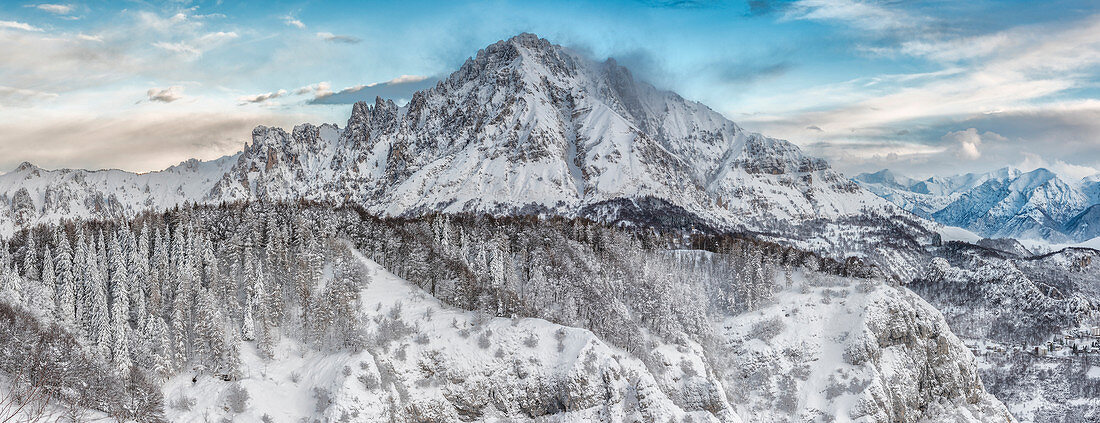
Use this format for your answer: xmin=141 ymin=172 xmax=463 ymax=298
xmin=0 ymin=240 xmax=22 ymax=305
xmin=40 ymin=245 xmax=56 ymax=312
xmin=108 ymin=229 xmax=132 ymax=373
xmin=22 ymin=230 xmax=38 ymax=281
xmin=151 ymin=225 xmax=169 ymax=317
xmin=85 ymin=260 xmax=110 ymax=360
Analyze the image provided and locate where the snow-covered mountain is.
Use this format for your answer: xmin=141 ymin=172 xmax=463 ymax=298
xmin=0 ymin=33 xmax=900 ymax=237
xmin=0 ymin=157 xmax=238 ymax=235
xmin=855 ymin=167 xmax=1100 ymax=242
xmin=7 ymin=31 xmax=1088 ymax=423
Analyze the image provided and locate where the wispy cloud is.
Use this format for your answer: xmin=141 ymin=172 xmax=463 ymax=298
xmin=316 ymin=32 xmax=361 ymax=44
xmin=146 ymin=86 xmax=185 ymax=103
xmin=152 ymin=31 xmax=238 ymax=58
xmin=309 ymin=75 xmax=437 ymax=104
xmin=25 ymin=3 xmax=73 ymax=15
xmin=0 ymin=86 xmax=58 ymax=107
xmin=238 ymin=89 xmax=286 ymax=105
xmin=283 ymin=16 xmax=305 ymax=29
xmin=0 ymin=20 xmax=44 ymax=31
xmin=740 ymin=13 xmax=1100 ymax=175
xmin=781 ymin=0 xmax=920 ymax=32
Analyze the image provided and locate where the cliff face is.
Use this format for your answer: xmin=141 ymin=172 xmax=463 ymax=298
xmin=718 ymin=273 xmax=1014 ymax=423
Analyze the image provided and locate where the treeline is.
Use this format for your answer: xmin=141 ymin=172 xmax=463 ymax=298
xmin=343 ymin=210 xmax=872 ymax=350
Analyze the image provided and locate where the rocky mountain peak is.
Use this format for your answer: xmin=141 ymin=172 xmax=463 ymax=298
xmin=0 ymin=32 xmax=904 ymax=238
xmin=13 ymin=161 xmax=38 ymax=173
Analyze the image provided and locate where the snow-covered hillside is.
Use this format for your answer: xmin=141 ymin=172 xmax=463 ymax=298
xmin=162 ymin=244 xmax=1013 ymax=422
xmin=855 ymin=167 xmax=1100 ymax=242
xmin=166 ymin=249 xmax=734 ymax=422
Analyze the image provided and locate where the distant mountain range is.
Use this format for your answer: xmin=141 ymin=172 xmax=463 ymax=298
xmin=854 ymin=167 xmax=1100 ymax=242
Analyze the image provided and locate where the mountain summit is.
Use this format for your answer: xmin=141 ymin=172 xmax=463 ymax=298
xmin=0 ymin=33 xmax=897 ymax=235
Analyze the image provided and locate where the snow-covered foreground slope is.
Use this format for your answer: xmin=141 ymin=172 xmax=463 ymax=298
xmin=165 ymin=248 xmax=736 ymax=422
xmin=164 ymin=246 xmax=1013 ymax=422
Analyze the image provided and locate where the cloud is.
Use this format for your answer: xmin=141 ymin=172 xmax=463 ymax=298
xmin=283 ymin=16 xmax=305 ymax=29
xmin=739 ymin=14 xmax=1100 ymax=168
xmin=309 ymin=75 xmax=439 ymax=105
xmin=805 ymin=125 xmax=823 ymax=132
xmin=238 ymin=89 xmax=287 ymax=105
xmin=153 ymin=41 xmax=200 ymax=55
xmin=293 ymin=82 xmax=333 ymax=98
xmin=942 ymin=128 xmax=1002 ymax=160
xmin=782 ymin=0 xmax=920 ymax=32
xmin=0 ymin=86 xmax=58 ymax=107
xmin=146 ymin=86 xmax=185 ymax=103
xmin=1018 ymin=153 xmax=1097 ymax=180
xmin=718 ymin=61 xmax=791 ymax=85
xmin=152 ymin=31 xmax=239 ymax=58
xmin=26 ymin=3 xmax=73 ymax=14
xmin=0 ymin=110 xmax=317 ymax=173
xmin=316 ymin=32 xmax=361 ymax=44
xmin=0 ymin=20 xmax=44 ymax=31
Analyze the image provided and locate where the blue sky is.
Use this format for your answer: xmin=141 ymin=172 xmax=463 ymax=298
xmin=1 ymin=0 xmax=1098 ymax=179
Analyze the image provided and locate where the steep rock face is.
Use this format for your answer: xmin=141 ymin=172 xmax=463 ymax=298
xmin=718 ymin=274 xmax=1014 ymax=422
xmin=1063 ymin=204 xmax=1100 ymax=240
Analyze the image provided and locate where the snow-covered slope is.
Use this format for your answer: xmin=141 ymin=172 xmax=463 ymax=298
xmin=166 ymin=250 xmax=736 ymax=422
xmin=163 ymin=246 xmax=1014 ymax=422
xmin=856 ymin=167 xmax=1100 ymax=242
xmin=0 ymin=33 xmax=905 ymax=238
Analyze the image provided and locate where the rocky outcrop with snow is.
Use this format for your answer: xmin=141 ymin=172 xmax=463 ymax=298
xmin=720 ymin=273 xmax=1014 ymax=423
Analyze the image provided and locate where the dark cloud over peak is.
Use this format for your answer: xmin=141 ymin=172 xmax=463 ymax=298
xmin=308 ymin=75 xmax=440 ymax=105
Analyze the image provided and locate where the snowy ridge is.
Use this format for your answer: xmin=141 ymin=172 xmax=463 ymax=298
xmin=0 ymin=157 xmax=238 ymax=235
xmin=0 ymin=33 xmax=907 ymax=239
xmin=855 ymin=167 xmax=1100 ymax=242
